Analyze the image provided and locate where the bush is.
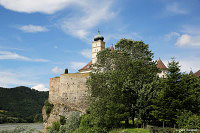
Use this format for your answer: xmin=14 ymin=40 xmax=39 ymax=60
xmin=59 ymin=112 xmax=81 ymax=133
xmin=75 ymin=114 xmax=107 ymax=133
xmin=134 ymin=119 xmax=142 ymax=128
xmin=177 ymin=111 xmax=200 ymax=129
xmin=47 ymin=112 xmax=81 ymax=133
xmin=44 ymin=100 xmax=54 ymax=117
xmin=47 ymin=121 xmax=61 ymax=133
xmin=59 ymin=115 xmax=66 ymax=125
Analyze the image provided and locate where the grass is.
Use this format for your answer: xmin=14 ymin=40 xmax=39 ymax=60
xmin=110 ymin=128 xmax=150 ymax=133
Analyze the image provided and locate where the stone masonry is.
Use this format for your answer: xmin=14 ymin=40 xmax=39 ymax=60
xmin=43 ymin=73 xmax=89 ymax=132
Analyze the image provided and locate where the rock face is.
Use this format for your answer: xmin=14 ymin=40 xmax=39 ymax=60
xmin=42 ymin=73 xmax=90 ymax=132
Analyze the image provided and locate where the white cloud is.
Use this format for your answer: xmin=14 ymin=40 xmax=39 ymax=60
xmin=105 ymin=32 xmax=142 ymax=42
xmin=0 ymin=0 xmax=116 ymax=39
xmin=70 ymin=62 xmax=87 ymax=70
xmin=166 ymin=2 xmax=188 ymax=14
xmin=162 ymin=57 xmax=200 ymax=73
xmin=176 ymin=34 xmax=200 ymax=47
xmin=0 ymin=51 xmax=49 ymax=62
xmin=0 ymin=71 xmax=36 ymax=87
xmin=0 ymin=46 xmax=25 ymax=51
xmin=60 ymin=0 xmax=116 ymax=39
xmin=181 ymin=25 xmax=200 ymax=35
xmin=178 ymin=57 xmax=200 ymax=73
xmin=80 ymin=49 xmax=91 ymax=59
xmin=18 ymin=25 xmax=48 ymax=33
xmin=164 ymin=32 xmax=180 ymax=41
xmin=54 ymin=45 xmax=58 ymax=49
xmin=0 ymin=0 xmax=76 ymax=14
xmin=32 ymin=84 xmax=49 ymax=91
xmin=0 ymin=67 xmax=50 ymax=90
xmin=52 ymin=66 xmax=63 ymax=74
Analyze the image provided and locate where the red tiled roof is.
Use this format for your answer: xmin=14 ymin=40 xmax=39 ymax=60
xmin=110 ymin=46 xmax=114 ymax=51
xmin=157 ymin=59 xmax=167 ymax=70
xmin=194 ymin=70 xmax=200 ymax=77
xmin=78 ymin=61 xmax=92 ymax=72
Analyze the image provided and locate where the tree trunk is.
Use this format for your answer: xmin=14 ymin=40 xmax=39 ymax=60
xmin=125 ymin=118 xmax=129 ymax=127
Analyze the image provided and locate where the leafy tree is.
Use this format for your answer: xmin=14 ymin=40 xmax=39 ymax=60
xmin=176 ymin=110 xmax=200 ymax=129
xmin=85 ymin=39 xmax=158 ymax=130
xmin=151 ymin=59 xmax=200 ymax=126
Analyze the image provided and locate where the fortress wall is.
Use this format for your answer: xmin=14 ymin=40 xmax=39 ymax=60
xmin=49 ymin=77 xmax=60 ymax=104
xmin=58 ymin=73 xmax=90 ymax=112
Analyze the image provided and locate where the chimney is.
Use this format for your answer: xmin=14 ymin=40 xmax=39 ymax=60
xmin=65 ymin=68 xmax=68 ymax=74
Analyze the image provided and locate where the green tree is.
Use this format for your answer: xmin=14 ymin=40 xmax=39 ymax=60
xmin=84 ymin=39 xmax=158 ymax=131
xmin=151 ymin=59 xmax=200 ymax=127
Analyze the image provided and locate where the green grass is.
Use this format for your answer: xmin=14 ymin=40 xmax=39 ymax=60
xmin=110 ymin=128 xmax=150 ymax=133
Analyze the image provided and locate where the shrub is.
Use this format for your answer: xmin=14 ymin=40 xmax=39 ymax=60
xmin=44 ymin=100 xmax=54 ymax=117
xmin=134 ymin=119 xmax=142 ymax=128
xmin=177 ymin=111 xmax=200 ymax=129
xmin=59 ymin=115 xmax=66 ymax=125
xmin=75 ymin=114 xmax=107 ymax=133
xmin=59 ymin=112 xmax=81 ymax=133
xmin=47 ymin=121 xmax=61 ymax=133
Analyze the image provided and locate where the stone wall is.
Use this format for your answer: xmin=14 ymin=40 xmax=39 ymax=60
xmin=43 ymin=73 xmax=90 ymax=132
xmin=58 ymin=73 xmax=90 ymax=112
xmin=49 ymin=77 xmax=60 ymax=104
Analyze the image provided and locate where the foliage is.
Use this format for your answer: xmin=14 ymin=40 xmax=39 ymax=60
xmin=59 ymin=115 xmax=66 ymax=125
xmin=83 ymin=39 xmax=158 ymax=131
xmin=47 ymin=112 xmax=81 ymax=133
xmin=44 ymin=100 xmax=54 ymax=117
xmin=176 ymin=110 xmax=200 ymax=129
xmin=151 ymin=59 xmax=200 ymax=126
xmin=59 ymin=112 xmax=81 ymax=133
xmin=47 ymin=121 xmax=61 ymax=133
xmin=0 ymin=86 xmax=48 ymax=123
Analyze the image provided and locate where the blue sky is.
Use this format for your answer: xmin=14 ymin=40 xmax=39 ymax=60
xmin=0 ymin=0 xmax=200 ymax=91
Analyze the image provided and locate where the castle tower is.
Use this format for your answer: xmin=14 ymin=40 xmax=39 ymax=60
xmin=92 ymin=31 xmax=105 ymax=64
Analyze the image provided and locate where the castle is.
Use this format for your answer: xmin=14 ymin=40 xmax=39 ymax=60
xmin=42 ymin=32 xmax=107 ymax=131
xmin=79 ymin=31 xmax=168 ymax=77
xmin=43 ymin=32 xmax=169 ymax=131
xmin=43 ymin=32 xmax=200 ymax=132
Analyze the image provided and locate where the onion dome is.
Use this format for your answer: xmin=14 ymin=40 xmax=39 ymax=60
xmin=94 ymin=30 xmax=104 ymax=41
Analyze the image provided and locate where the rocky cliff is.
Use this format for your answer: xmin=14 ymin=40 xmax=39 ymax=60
xmin=42 ymin=73 xmax=90 ymax=132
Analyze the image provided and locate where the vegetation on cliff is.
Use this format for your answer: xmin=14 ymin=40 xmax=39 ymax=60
xmin=44 ymin=100 xmax=54 ymax=117
xmin=0 ymin=86 xmax=48 ymax=123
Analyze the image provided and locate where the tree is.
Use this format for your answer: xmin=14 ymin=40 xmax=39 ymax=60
xmin=84 ymin=39 xmax=158 ymax=131
xmin=151 ymin=58 xmax=200 ymax=127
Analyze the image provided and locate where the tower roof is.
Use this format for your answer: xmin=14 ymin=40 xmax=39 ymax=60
xmin=194 ymin=70 xmax=200 ymax=77
xmin=78 ymin=61 xmax=92 ymax=72
xmin=157 ymin=59 xmax=167 ymax=70
xmin=94 ymin=30 xmax=104 ymax=41
xmin=110 ymin=45 xmax=114 ymax=51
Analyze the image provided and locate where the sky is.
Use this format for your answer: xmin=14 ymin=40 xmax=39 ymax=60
xmin=0 ymin=0 xmax=200 ymax=91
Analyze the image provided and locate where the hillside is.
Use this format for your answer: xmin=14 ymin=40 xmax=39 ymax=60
xmin=0 ymin=86 xmax=48 ymax=123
